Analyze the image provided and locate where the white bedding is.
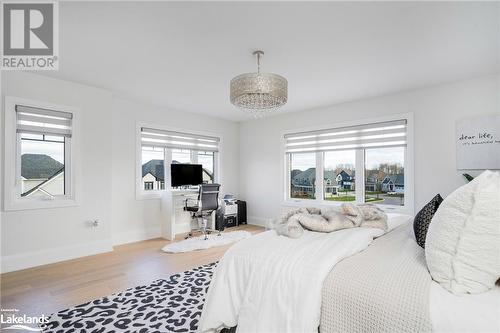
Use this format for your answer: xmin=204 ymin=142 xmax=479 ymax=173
xmin=430 ymin=282 xmax=500 ymax=333
xmin=199 ymin=226 xmax=386 ymax=332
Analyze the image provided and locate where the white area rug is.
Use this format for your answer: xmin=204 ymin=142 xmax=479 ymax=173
xmin=162 ymin=230 xmax=252 ymax=253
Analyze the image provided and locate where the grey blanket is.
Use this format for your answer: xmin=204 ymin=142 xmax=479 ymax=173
xmin=321 ymin=223 xmax=432 ymax=333
xmin=271 ymin=204 xmax=388 ymax=238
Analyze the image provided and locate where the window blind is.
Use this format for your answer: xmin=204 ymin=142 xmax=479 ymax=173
xmin=141 ymin=127 xmax=220 ymax=152
xmin=284 ymin=119 xmax=407 ymax=153
xmin=16 ymin=105 xmax=73 ymax=137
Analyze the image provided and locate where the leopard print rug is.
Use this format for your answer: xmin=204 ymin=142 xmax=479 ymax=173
xmin=41 ymin=262 xmax=216 ymax=333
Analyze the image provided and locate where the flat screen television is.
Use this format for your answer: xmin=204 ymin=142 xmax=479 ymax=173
xmin=171 ymin=163 xmax=203 ymax=187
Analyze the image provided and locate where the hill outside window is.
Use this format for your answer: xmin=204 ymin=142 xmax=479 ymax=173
xmin=284 ymin=116 xmax=413 ymax=213
xmin=20 ymin=133 xmax=66 ymax=197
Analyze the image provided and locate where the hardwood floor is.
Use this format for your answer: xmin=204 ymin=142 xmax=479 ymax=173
xmin=0 ymin=225 xmax=264 ymax=317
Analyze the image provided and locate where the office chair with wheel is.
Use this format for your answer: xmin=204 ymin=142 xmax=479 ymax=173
xmin=184 ymin=183 xmax=221 ymax=240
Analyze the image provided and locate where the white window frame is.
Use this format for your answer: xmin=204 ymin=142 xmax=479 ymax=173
xmin=135 ymin=122 xmax=222 ymax=200
xmin=3 ymin=96 xmax=80 ymax=211
xmin=282 ymin=113 xmax=414 ymax=215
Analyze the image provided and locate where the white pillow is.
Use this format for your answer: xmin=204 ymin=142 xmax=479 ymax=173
xmin=425 ymin=170 xmax=500 ymax=294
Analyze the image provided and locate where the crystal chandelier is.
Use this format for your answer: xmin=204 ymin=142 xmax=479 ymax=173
xmin=230 ymin=50 xmax=288 ymax=118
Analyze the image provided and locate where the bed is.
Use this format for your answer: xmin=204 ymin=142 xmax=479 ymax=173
xmin=199 ymin=213 xmax=500 ymax=332
xmin=322 ymin=220 xmax=500 ymax=333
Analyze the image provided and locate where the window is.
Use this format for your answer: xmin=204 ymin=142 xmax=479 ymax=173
xmin=138 ymin=127 xmax=220 ymax=197
xmin=284 ymin=118 xmax=411 ymax=211
xmin=197 ymin=151 xmax=215 ymax=184
xmin=324 ymin=150 xmax=355 ymax=201
xmin=365 ymin=147 xmax=405 ymax=206
xmin=170 ymin=150 xmax=215 ymax=183
xmin=290 ymin=152 xmax=316 ymax=199
xmin=20 ymin=133 xmax=66 ymax=198
xmin=142 ymin=146 xmax=164 ymax=191
xmin=4 ymin=97 xmax=77 ymax=210
xmin=172 ymin=149 xmax=191 ymax=164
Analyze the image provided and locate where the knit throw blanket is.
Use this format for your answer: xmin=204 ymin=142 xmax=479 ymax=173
xmin=321 ymin=223 xmax=432 ymax=333
xmin=270 ymin=204 xmax=388 ymax=238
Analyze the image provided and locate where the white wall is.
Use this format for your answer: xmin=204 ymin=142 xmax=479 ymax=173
xmin=1 ymin=71 xmax=497 ymax=272
xmin=1 ymin=72 xmax=114 ymax=272
xmin=239 ymin=75 xmax=500 ymax=226
xmin=110 ymin=97 xmax=240 ymax=245
xmin=1 ymin=72 xmax=240 ymax=272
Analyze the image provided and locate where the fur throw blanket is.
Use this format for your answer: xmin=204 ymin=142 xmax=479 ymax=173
xmin=270 ymin=204 xmax=388 ymax=238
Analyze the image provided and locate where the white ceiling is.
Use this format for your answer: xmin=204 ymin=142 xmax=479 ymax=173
xmin=42 ymin=1 xmax=499 ymax=121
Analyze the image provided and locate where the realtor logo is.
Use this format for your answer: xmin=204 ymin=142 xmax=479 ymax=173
xmin=1 ymin=308 xmax=49 ymax=331
xmin=1 ymin=1 xmax=59 ymax=70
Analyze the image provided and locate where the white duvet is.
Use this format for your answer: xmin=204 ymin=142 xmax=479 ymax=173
xmin=199 ymin=226 xmax=385 ymax=332
xmin=430 ymin=282 xmax=500 ymax=333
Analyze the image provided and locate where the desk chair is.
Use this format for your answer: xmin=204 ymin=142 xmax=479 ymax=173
xmin=184 ymin=183 xmax=221 ymax=240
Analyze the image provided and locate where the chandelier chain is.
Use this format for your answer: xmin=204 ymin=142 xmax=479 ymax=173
xmin=257 ymin=52 xmax=261 ymax=73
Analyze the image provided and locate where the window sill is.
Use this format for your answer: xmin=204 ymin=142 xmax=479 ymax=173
xmin=4 ymin=197 xmax=79 ymax=211
xmin=282 ymin=199 xmax=343 ymax=207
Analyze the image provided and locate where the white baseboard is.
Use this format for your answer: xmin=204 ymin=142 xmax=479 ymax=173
xmin=112 ymin=226 xmax=161 ymax=246
xmin=1 ymin=239 xmax=113 ymax=274
xmin=247 ymin=216 xmax=271 ymax=228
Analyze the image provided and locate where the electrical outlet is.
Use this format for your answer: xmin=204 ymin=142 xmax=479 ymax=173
xmin=87 ymin=220 xmax=99 ymax=228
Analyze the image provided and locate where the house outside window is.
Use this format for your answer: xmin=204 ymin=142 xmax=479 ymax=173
xmin=141 ymin=146 xmax=164 ymax=191
xmin=289 ymin=152 xmax=316 ymax=199
xmin=324 ymin=150 xmax=356 ymax=201
xmin=365 ymin=147 xmax=405 ymax=206
xmin=284 ymin=117 xmax=413 ymax=213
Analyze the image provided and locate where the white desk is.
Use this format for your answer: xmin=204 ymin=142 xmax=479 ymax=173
xmin=160 ymin=189 xmax=215 ymax=240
